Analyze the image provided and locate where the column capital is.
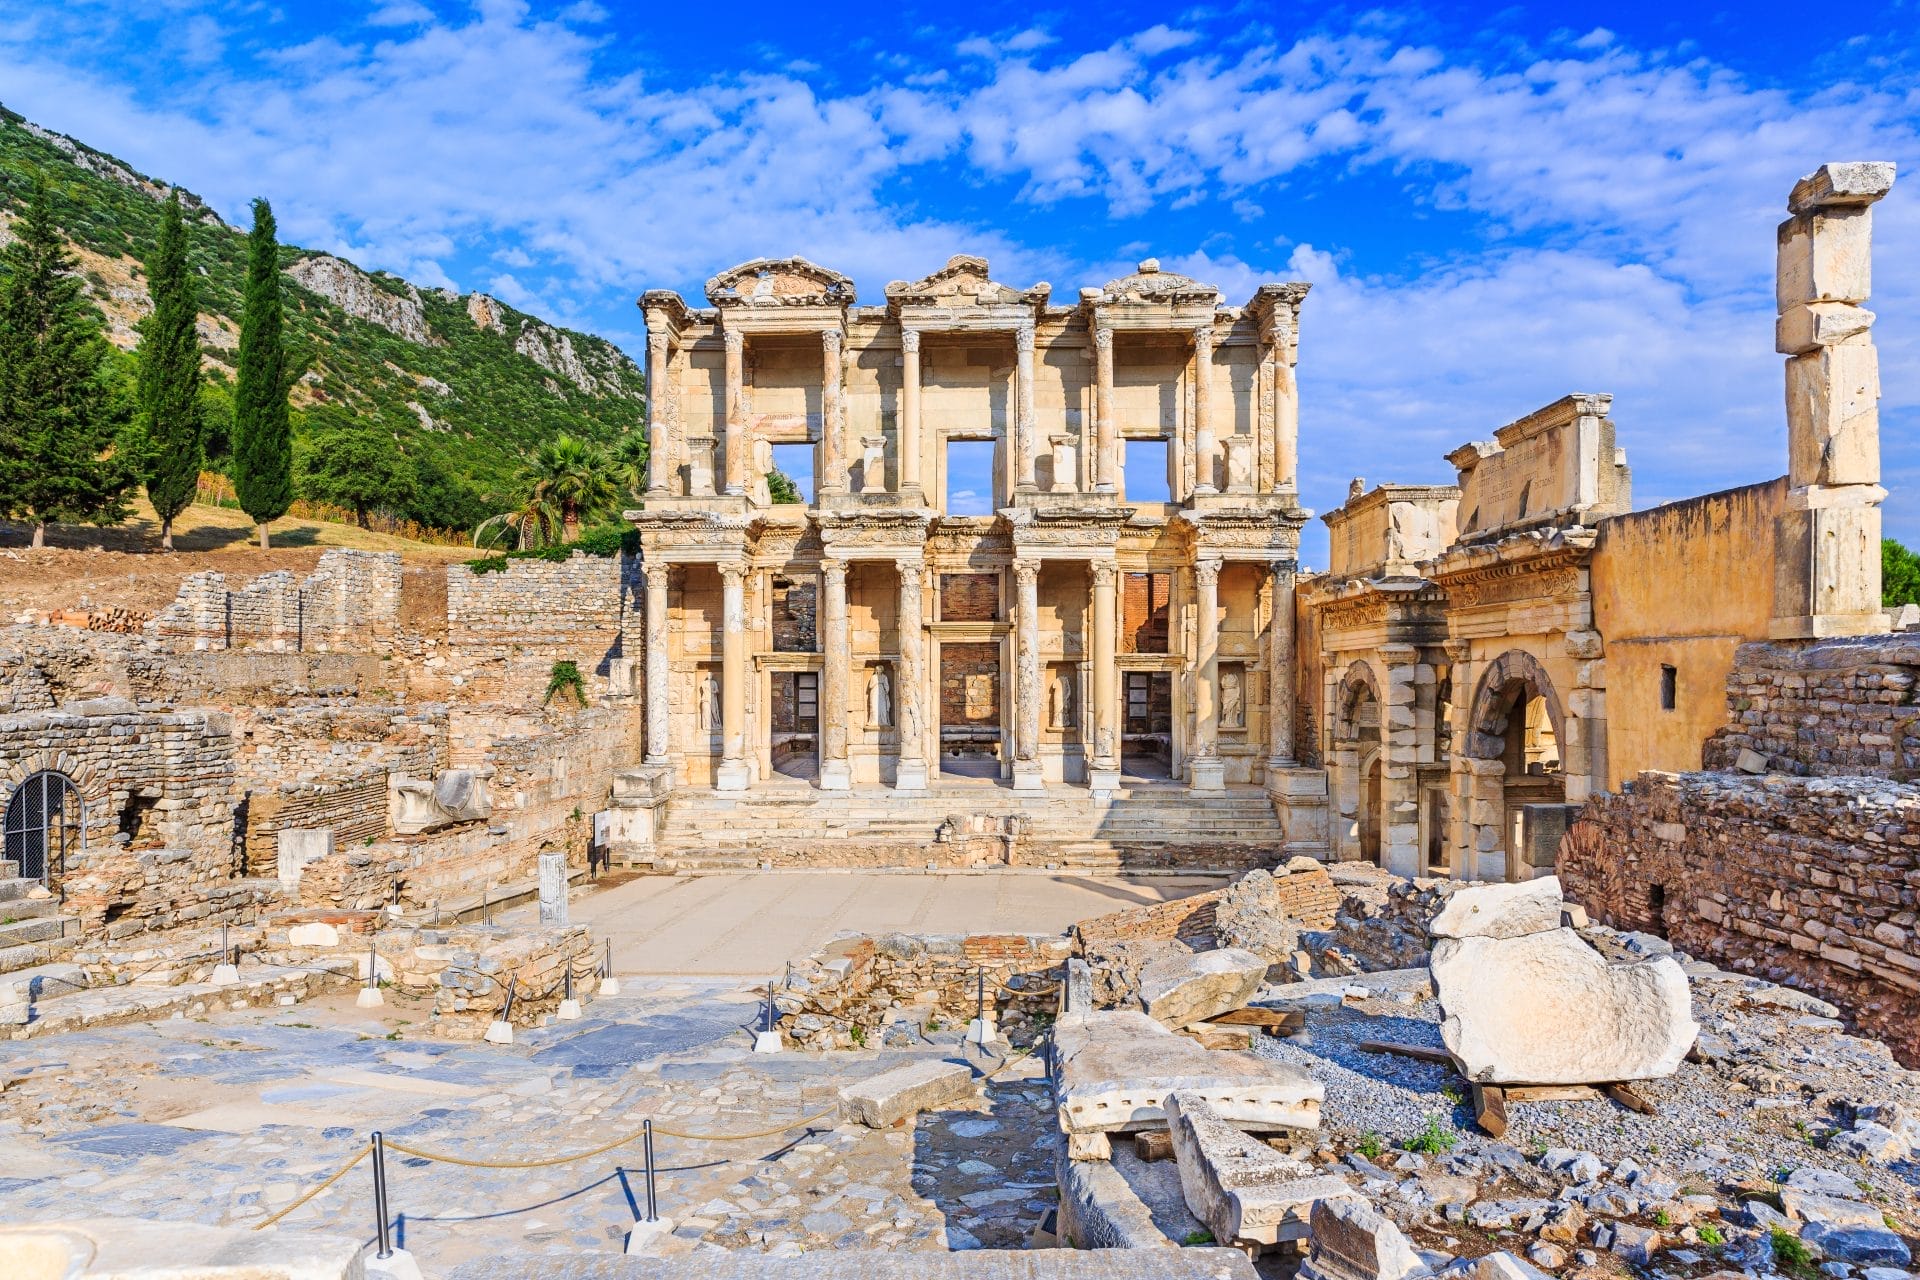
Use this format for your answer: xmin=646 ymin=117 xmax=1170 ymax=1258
xmin=718 ymin=561 xmax=748 ymax=587
xmin=1093 ymin=324 xmax=1113 ymax=352
xmin=1088 ymin=560 xmax=1118 ymax=588
xmin=722 ymin=326 xmax=744 ymax=354
xmin=1193 ymin=556 xmax=1223 ymax=587
xmin=1192 ymin=322 xmax=1215 ymax=350
xmin=644 ymin=562 xmax=670 ymax=589
xmin=646 ymin=328 xmax=670 ymax=354
xmin=1012 ymin=557 xmax=1040 ymax=584
xmin=1015 ymin=321 xmax=1036 ymax=350
xmin=821 ymin=326 xmax=844 ymax=352
xmin=894 ymin=556 xmax=924 ymax=579
xmin=901 ymin=327 xmax=921 ymax=353
xmin=822 ymin=558 xmax=848 ymax=584
xmin=1443 ymin=639 xmax=1473 ymax=664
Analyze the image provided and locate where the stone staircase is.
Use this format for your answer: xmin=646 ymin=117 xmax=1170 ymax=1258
xmin=654 ymin=784 xmax=1289 ymax=872
xmin=0 ymin=858 xmax=87 ymax=1023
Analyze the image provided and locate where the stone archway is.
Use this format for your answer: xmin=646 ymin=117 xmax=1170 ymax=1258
xmin=1329 ymin=661 xmax=1385 ymax=865
xmin=1461 ymin=648 xmax=1570 ymax=881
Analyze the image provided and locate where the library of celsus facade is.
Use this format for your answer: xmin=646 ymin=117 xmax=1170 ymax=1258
xmin=615 ymin=255 xmax=1323 ymax=854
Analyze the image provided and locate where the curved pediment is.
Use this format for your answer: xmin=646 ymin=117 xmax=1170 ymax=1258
xmin=1097 ymin=258 xmax=1221 ymax=308
xmin=885 ymin=255 xmax=1050 ymax=311
xmin=705 ymin=257 xmax=856 ymax=308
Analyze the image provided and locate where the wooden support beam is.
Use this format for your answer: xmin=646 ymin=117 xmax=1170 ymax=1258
xmin=1601 ymin=1082 xmax=1656 ymax=1115
xmin=1357 ymin=1040 xmax=1454 ymax=1066
xmin=1502 ymin=1084 xmax=1602 ymax=1103
xmin=1206 ymin=1007 xmax=1305 ymax=1033
xmin=1471 ymin=1083 xmax=1508 ymax=1139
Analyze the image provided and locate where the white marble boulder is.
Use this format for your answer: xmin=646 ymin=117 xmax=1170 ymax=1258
xmin=1428 ymin=875 xmax=1565 ymax=940
xmin=1433 ymin=927 xmax=1697 ymax=1085
xmin=1166 ymin=1092 xmax=1359 ymax=1248
xmin=1138 ymin=947 xmax=1269 ymax=1028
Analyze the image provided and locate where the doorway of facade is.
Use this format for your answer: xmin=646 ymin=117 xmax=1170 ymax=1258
xmin=939 ymin=642 xmax=1002 ymax=779
xmin=769 ymin=670 xmax=819 ymax=782
xmin=4 ymin=770 xmax=82 ymax=883
xmin=1120 ymin=671 xmax=1173 ymax=780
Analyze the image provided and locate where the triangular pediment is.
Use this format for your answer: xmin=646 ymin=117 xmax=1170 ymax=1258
xmin=1097 ymin=258 xmax=1221 ymax=307
xmin=705 ymin=257 xmax=855 ymax=308
xmin=885 ymin=255 xmax=1049 ymax=309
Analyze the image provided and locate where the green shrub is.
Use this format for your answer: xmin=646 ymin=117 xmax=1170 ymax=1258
xmin=1771 ymin=1228 xmax=1815 ymax=1278
xmin=544 ymin=660 xmax=587 ymax=707
xmin=1404 ymin=1115 xmax=1456 ymax=1155
xmin=468 ymin=523 xmax=639 ymax=572
xmin=1697 ymin=1222 xmax=1724 ymax=1248
xmin=1356 ymin=1132 xmax=1385 ymax=1160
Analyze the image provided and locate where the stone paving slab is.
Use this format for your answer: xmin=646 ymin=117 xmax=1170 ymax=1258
xmin=446 ymin=1248 xmax=1261 ymax=1279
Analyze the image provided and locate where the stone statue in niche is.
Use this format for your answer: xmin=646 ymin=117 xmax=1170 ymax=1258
xmin=1220 ymin=667 xmax=1245 ymax=728
xmin=1050 ymin=671 xmax=1075 ymax=729
xmin=698 ymin=671 xmax=720 ymax=734
xmin=869 ymin=664 xmax=893 ymax=727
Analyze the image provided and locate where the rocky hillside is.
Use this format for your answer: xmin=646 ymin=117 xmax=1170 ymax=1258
xmin=0 ymin=105 xmax=646 ymax=531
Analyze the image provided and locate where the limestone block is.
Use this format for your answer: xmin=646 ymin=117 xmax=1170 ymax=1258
xmin=276 ymin=828 xmax=333 ymax=891
xmin=838 ymin=1059 xmax=975 ymax=1128
xmin=1063 ymin=957 xmax=1094 ymax=1015
xmin=1777 ymin=302 xmax=1875 ymax=355
xmin=1138 ymin=948 xmax=1269 ymax=1027
xmin=1432 ymin=928 xmax=1697 ymax=1085
xmin=1428 ymin=876 xmax=1563 ymax=940
xmin=1786 ymin=341 xmax=1881 ymax=485
xmin=1441 ymin=1252 xmax=1553 ymax=1280
xmin=1777 ymin=207 xmax=1875 ymax=309
xmin=0 ymin=1219 xmax=366 ymax=1279
xmin=537 ymin=852 xmax=568 ymax=926
xmin=1735 ymin=748 xmax=1768 ymax=774
xmin=1297 ymin=1196 xmax=1429 ymax=1280
xmin=288 ymin=922 xmax=341 ymax=948
xmin=1055 ymin=1011 xmax=1324 ymax=1141
xmin=1772 ymin=500 xmax=1888 ymax=635
xmin=1166 ymin=1091 xmax=1359 ymax=1247
xmin=1788 ymin=161 xmax=1897 ymax=214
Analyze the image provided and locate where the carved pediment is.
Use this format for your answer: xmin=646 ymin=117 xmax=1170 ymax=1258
xmin=705 ymin=257 xmax=855 ymax=308
xmin=1097 ymin=258 xmax=1221 ymax=308
xmin=885 ymin=255 xmax=1050 ymax=311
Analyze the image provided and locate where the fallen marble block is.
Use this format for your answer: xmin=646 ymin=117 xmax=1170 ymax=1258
xmin=1166 ymin=1091 xmax=1358 ymax=1248
xmin=1055 ymin=1011 xmax=1323 ymax=1158
xmin=839 ymin=1059 xmax=975 ymax=1129
xmin=1428 ymin=876 xmax=1564 ymax=941
xmin=1433 ymin=927 xmax=1697 ymax=1085
xmin=1139 ymin=948 xmax=1269 ymax=1028
xmin=1298 ymin=1196 xmax=1430 ymax=1280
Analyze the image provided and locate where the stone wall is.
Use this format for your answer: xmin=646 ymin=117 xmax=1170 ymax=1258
xmin=1562 ymin=771 xmax=1920 ymax=1065
xmin=447 ymin=551 xmax=636 ymax=666
xmin=145 ymin=551 xmax=404 ymax=653
xmin=1704 ymin=636 xmax=1920 ymax=778
xmin=782 ymin=932 xmax=1072 ymax=1049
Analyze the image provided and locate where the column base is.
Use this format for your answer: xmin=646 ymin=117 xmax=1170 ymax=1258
xmin=1012 ymin=762 xmax=1046 ymax=792
xmin=895 ymin=759 xmax=930 ymax=791
xmin=819 ymin=759 xmax=852 ymax=791
xmin=1189 ymin=757 xmax=1226 ymax=792
xmin=716 ymin=759 xmax=752 ymax=792
xmin=1088 ymin=764 xmax=1121 ymax=797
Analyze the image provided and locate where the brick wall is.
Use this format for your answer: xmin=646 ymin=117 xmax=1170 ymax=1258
xmin=941 ymin=642 xmax=1001 ymax=730
xmin=1563 ymin=771 xmax=1920 ymax=1066
xmin=771 ymin=577 xmax=818 ymax=652
xmin=1705 ymin=637 xmax=1920 ymax=778
xmin=1121 ymin=571 xmax=1170 ymax=653
xmin=940 ymin=573 xmax=1000 ymax=622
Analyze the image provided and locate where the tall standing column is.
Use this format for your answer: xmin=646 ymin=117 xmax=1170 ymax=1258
xmin=820 ymin=327 xmax=846 ymax=496
xmin=1271 ymin=322 xmax=1299 ymax=495
xmin=1089 ymin=561 xmax=1120 ymax=794
xmin=722 ymin=328 xmax=745 ymax=496
xmin=819 ymin=560 xmax=851 ymax=790
xmin=1266 ymin=562 xmax=1297 ymax=770
xmin=715 ymin=563 xmax=750 ymax=791
xmin=643 ymin=564 xmax=671 ymax=766
xmin=1379 ymin=642 xmax=1422 ymax=878
xmin=645 ymin=328 xmax=672 ymax=496
xmin=1012 ymin=558 xmax=1044 ymax=791
xmin=895 ymin=558 xmax=928 ymax=790
xmin=1189 ymin=557 xmax=1225 ymax=791
xmin=1191 ymin=324 xmax=1217 ymax=495
xmin=1014 ymin=322 xmax=1038 ymax=492
xmin=1093 ymin=324 xmax=1116 ymax=493
xmin=900 ymin=329 xmax=922 ymax=497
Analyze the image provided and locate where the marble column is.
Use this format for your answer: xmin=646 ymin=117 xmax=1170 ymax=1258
xmin=716 ymin=563 xmax=750 ymax=791
xmin=1088 ymin=561 xmax=1120 ymax=793
xmin=1189 ymin=557 xmax=1225 ymax=790
xmin=1014 ymin=322 xmax=1038 ymax=492
xmin=895 ymin=558 xmax=928 ymax=790
xmin=1012 ymin=557 xmax=1044 ymax=791
xmin=1191 ymin=324 xmax=1217 ymax=495
xmin=820 ymin=327 xmax=846 ymax=496
xmin=643 ymin=564 xmax=671 ymax=766
xmin=1379 ymin=642 xmax=1422 ymax=879
xmin=722 ymin=328 xmax=745 ymax=496
xmin=645 ymin=329 xmax=671 ymax=496
xmin=1093 ymin=324 xmax=1116 ymax=493
xmin=819 ymin=560 xmax=851 ymax=790
xmin=1266 ymin=563 xmax=1297 ymax=770
xmin=900 ymin=329 xmax=922 ymax=496
xmin=1271 ymin=331 xmax=1299 ymax=495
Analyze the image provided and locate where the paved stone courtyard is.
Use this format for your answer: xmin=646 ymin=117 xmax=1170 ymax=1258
xmin=518 ymin=871 xmax=1225 ymax=976
xmin=0 ymin=973 xmax=1059 ymax=1272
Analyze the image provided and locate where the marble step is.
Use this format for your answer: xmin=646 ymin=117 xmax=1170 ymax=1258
xmin=0 ymin=914 xmax=72 ymax=950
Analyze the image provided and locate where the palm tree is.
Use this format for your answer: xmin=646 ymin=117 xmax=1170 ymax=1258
xmin=473 ymin=498 xmax=562 ymax=552
xmin=611 ymin=431 xmax=649 ymax=498
xmin=524 ymin=434 xmax=616 ymax=542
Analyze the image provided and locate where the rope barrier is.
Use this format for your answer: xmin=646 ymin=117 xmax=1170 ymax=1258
xmin=253 ymin=1144 xmax=372 ymax=1231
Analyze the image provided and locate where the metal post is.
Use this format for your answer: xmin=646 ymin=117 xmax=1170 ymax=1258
xmin=502 ymin=976 xmax=517 ymax=1023
xmin=564 ymin=967 xmax=573 ymax=1002
xmin=222 ymin=924 xmax=230 ymax=967
xmin=481 ymin=884 xmax=490 ymax=925
xmin=366 ymin=937 xmax=377 ymax=990
xmin=764 ymin=981 xmax=775 ymax=1034
xmin=605 ymin=938 xmax=613 ymax=979
xmin=371 ymin=1130 xmax=394 ymax=1259
xmin=642 ymin=1119 xmax=658 ymax=1222
xmin=976 ymin=970 xmax=985 ymax=1026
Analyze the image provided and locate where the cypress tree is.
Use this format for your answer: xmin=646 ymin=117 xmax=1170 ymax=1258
xmin=136 ymin=190 xmax=204 ymax=551
xmin=0 ymin=176 xmax=134 ymax=547
xmin=232 ymin=196 xmax=291 ymax=549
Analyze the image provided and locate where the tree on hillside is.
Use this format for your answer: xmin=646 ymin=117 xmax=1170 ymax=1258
xmin=767 ymin=468 xmax=802 ymax=505
xmin=0 ymin=176 xmax=135 ymax=546
xmin=232 ymin=197 xmax=292 ymax=549
xmin=136 ymin=190 xmax=203 ymax=551
xmin=1885 ymin=538 xmax=1920 ymax=609
xmin=524 ymin=433 xmax=616 ymax=542
xmin=295 ymin=408 xmax=416 ymax=527
xmin=611 ymin=430 xmax=649 ymax=497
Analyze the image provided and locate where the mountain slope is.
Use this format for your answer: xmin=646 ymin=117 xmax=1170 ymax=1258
xmin=0 ymin=105 xmax=646 ymax=530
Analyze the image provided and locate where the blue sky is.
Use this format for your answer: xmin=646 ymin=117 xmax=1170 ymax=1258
xmin=4 ymin=0 xmax=1919 ymax=562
